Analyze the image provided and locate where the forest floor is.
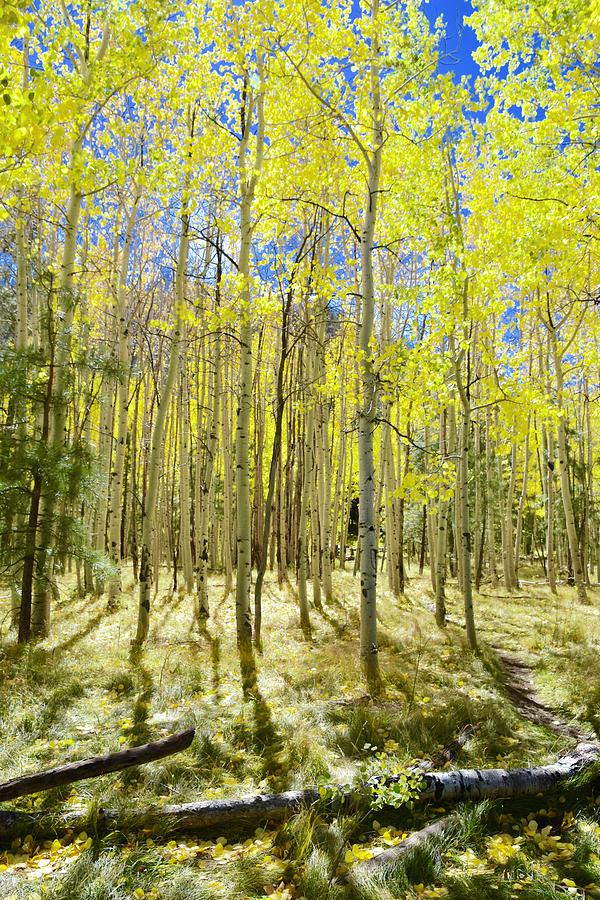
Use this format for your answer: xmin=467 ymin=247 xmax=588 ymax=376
xmin=2 ymin=568 xmax=600 ymax=899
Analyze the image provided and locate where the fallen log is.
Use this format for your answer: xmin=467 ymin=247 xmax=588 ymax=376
xmin=0 ymin=728 xmax=195 ymax=803
xmin=1 ymin=741 xmax=597 ymax=842
xmin=345 ymin=815 xmax=451 ymax=883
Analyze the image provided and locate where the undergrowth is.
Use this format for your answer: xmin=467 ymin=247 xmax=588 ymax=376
xmin=0 ymin=567 xmax=599 ymax=898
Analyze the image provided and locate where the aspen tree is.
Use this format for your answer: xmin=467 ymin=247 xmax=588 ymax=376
xmin=11 ymin=37 xmax=29 ymax=628
xmin=178 ymin=338 xmax=194 ymax=595
xmin=546 ymin=302 xmax=588 ymax=603
xmin=453 ymin=348 xmax=477 ymax=650
xmin=91 ymin=219 xmax=121 ymax=596
xmin=472 ymin=421 xmax=483 ymax=592
xmin=282 ymin=0 xmax=442 ymax=686
xmin=331 ymin=361 xmax=348 ymax=571
xmin=197 ymin=250 xmax=222 ymax=619
xmin=514 ymin=420 xmax=530 ymax=587
xmin=305 ymin=324 xmax=322 ymax=612
xmin=296 ymin=402 xmax=313 ymax=639
xmin=107 ymin=186 xmax=141 ymax=607
xmin=355 ymin=0 xmax=384 ymax=688
xmin=33 ymin=10 xmax=114 ymax=637
xmin=434 ymin=408 xmax=449 ymax=626
xmin=500 ymin=418 xmax=517 ymax=592
xmin=314 ymin=286 xmax=334 ymax=603
xmin=485 ymin=405 xmax=500 ymax=588
xmin=134 ymin=140 xmax=192 ymax=643
xmin=221 ymin=354 xmax=234 ymax=596
xmin=254 ymin=248 xmax=299 ymax=645
xmin=234 ymin=54 xmax=266 ymax=662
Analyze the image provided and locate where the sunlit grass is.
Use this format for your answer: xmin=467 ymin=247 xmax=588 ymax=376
xmin=1 ymin=567 xmax=599 ymax=897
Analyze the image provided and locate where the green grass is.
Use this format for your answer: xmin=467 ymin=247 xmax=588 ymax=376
xmin=1 ymin=566 xmax=599 ymax=898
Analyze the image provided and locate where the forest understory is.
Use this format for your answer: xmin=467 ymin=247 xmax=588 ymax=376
xmin=2 ymin=0 xmax=599 ymax=898
xmin=2 ymin=569 xmax=600 ymax=900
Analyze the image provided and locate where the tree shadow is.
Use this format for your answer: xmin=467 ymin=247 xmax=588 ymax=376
xmin=37 ymin=676 xmax=86 ymax=731
xmin=198 ymin=621 xmax=222 ymax=697
xmin=238 ymin=645 xmax=289 ymax=791
xmin=127 ymin=643 xmax=155 ymax=749
xmin=313 ymin=604 xmax=352 ymax=640
xmin=53 ymin=606 xmax=117 ymax=654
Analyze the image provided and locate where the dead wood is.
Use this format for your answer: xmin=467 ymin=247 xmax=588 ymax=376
xmin=0 ymin=728 xmax=195 ymax=803
xmin=1 ymin=741 xmax=597 ymax=842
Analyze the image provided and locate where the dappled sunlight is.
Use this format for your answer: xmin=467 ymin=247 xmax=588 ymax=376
xmin=2 ymin=570 xmax=600 ymax=896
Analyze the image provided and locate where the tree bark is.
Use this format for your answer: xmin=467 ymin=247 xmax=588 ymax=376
xmin=549 ymin=320 xmax=587 ymax=602
xmin=254 ymin=283 xmax=292 ymax=647
xmin=107 ymin=188 xmax=140 ymax=606
xmin=178 ymin=346 xmax=194 ymax=594
xmin=0 ymin=729 xmax=195 ymax=803
xmin=1 ymin=743 xmax=596 ymax=841
xmin=135 ymin=187 xmax=189 ymax=643
xmin=358 ymin=0 xmax=383 ymax=690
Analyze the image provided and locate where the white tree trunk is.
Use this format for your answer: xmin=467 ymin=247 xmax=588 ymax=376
xmin=550 ymin=329 xmax=587 ymax=603
xmin=135 ymin=195 xmax=188 ymax=643
xmin=107 ymin=188 xmax=140 ymax=606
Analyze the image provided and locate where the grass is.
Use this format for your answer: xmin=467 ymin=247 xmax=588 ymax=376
xmin=0 ymin=565 xmax=599 ymax=898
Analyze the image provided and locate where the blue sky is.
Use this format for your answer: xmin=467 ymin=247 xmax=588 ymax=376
xmin=426 ymin=0 xmax=479 ymax=79
xmin=348 ymin=0 xmax=480 ymax=80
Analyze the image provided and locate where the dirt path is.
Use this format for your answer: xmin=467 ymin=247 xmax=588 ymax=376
xmin=491 ymin=646 xmax=595 ymax=742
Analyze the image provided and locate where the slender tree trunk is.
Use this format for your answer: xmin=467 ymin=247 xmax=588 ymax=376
xmin=235 ymin=200 xmax=255 ymax=655
xmin=435 ymin=409 xmax=448 ymax=626
xmin=234 ymin=72 xmax=265 ymax=678
xmin=12 ymin=172 xmax=29 ymax=628
xmin=550 ymin=327 xmax=587 ymax=602
xmin=107 ymin=189 xmax=140 ymax=606
xmin=296 ymin=414 xmax=312 ymax=639
xmin=19 ymin=303 xmax=54 ymax=644
xmin=221 ymin=355 xmax=234 ymax=596
xmin=135 ymin=192 xmax=189 ymax=643
xmin=254 ymin=287 xmax=292 ymax=647
xmin=358 ymin=33 xmax=383 ymax=689
xmin=458 ymin=402 xmax=476 ymax=649
xmin=451 ymin=301 xmax=476 ymax=649
xmin=485 ymin=406 xmax=499 ymax=588
xmin=501 ymin=437 xmax=517 ymax=591
xmin=197 ymin=328 xmax=221 ymax=618
xmin=514 ymin=421 xmax=530 ymax=587
xmin=179 ymin=348 xmax=194 ymax=594
xmin=32 ymin=171 xmax=83 ymax=638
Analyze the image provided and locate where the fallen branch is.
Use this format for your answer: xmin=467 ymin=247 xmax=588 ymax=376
xmin=1 ymin=741 xmax=597 ymax=842
xmin=345 ymin=815 xmax=451 ymax=882
xmin=0 ymin=728 xmax=195 ymax=803
xmin=408 ymin=742 xmax=599 ymax=805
